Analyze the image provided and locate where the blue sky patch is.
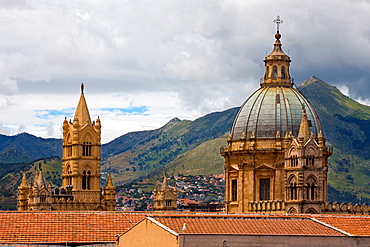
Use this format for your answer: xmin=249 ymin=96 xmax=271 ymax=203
xmin=101 ymin=106 xmax=149 ymax=115
xmin=35 ymin=109 xmax=75 ymax=119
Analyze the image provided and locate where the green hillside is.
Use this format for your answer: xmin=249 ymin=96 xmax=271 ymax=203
xmin=101 ymin=108 xmax=238 ymax=185
xmin=147 ymin=135 xmax=227 ymax=181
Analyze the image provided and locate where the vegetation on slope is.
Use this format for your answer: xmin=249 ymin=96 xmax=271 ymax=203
xmin=101 ymin=108 xmax=238 ymax=185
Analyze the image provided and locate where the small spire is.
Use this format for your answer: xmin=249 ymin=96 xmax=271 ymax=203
xmin=74 ymin=84 xmax=91 ymax=125
xmin=37 ymin=165 xmax=46 ymax=189
xmin=106 ymin=173 xmax=114 ymax=187
xmin=162 ymin=174 xmax=168 ymax=190
xmin=298 ymin=108 xmax=311 ymax=141
xmin=20 ymin=173 xmax=29 ymax=187
xmin=33 ymin=169 xmax=39 ymax=185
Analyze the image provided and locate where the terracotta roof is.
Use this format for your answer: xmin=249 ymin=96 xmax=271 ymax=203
xmin=151 ymin=215 xmax=345 ymax=236
xmin=314 ymin=215 xmax=370 ymax=236
xmin=0 ymin=211 xmax=146 ymax=244
xmin=3 ymin=211 xmax=370 ymax=244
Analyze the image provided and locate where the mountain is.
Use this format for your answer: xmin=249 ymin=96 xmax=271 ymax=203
xmin=100 ymin=108 xmax=238 ymax=184
xmin=0 ymin=133 xmax=62 ymax=163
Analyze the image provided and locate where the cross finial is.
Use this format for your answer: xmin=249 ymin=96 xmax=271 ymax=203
xmin=81 ymin=83 xmax=84 ymax=94
xmin=273 ymin=15 xmax=283 ymax=33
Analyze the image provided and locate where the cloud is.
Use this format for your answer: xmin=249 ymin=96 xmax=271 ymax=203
xmin=0 ymin=0 xmax=369 ymax=142
xmin=0 ymin=122 xmax=11 ymax=135
xmin=17 ymin=124 xmax=26 ymax=133
xmin=0 ymin=98 xmax=14 ymax=109
xmin=46 ymin=121 xmax=54 ymax=137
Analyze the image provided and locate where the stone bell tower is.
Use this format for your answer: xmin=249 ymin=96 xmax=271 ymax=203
xmin=62 ymin=83 xmax=103 ymax=202
xmin=18 ymin=84 xmax=116 ymax=211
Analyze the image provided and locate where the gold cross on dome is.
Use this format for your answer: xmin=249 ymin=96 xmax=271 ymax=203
xmin=273 ymin=15 xmax=283 ymax=33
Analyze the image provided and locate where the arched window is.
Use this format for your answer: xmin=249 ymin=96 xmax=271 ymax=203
xmin=288 ymin=182 xmax=298 ymax=200
xmin=66 ymin=135 xmax=72 ymax=157
xmin=305 ymin=155 xmax=315 ymax=167
xmin=165 ymin=199 xmax=172 ymax=207
xmin=288 ymin=207 xmax=297 ymax=214
xmin=82 ymin=170 xmax=91 ymax=190
xmin=82 ymin=142 xmax=92 ymax=156
xmin=290 ymin=155 xmax=298 ymax=167
xmin=40 ymin=194 xmax=46 ymax=203
xmin=305 ymin=208 xmax=318 ymax=214
xmin=306 ymin=177 xmax=317 ymax=200
xmin=288 ymin=176 xmax=298 ymax=200
xmin=281 ymin=67 xmax=286 ymax=79
xmin=272 ymin=66 xmax=278 ymax=79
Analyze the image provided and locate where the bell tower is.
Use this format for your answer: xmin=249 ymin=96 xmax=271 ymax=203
xmin=62 ymin=83 xmax=102 ymax=201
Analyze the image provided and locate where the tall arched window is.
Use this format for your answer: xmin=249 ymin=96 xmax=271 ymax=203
xmin=306 ymin=177 xmax=317 ymax=200
xmin=82 ymin=170 xmax=91 ymax=190
xmin=281 ymin=67 xmax=286 ymax=79
xmin=288 ymin=176 xmax=298 ymax=200
xmin=272 ymin=66 xmax=278 ymax=79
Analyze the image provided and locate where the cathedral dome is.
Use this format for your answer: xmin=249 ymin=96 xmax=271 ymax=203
xmin=230 ymin=86 xmax=322 ymax=140
xmin=230 ymin=28 xmax=322 ymax=140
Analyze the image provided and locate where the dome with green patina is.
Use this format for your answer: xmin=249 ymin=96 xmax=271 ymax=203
xmin=230 ymin=33 xmax=323 ymax=140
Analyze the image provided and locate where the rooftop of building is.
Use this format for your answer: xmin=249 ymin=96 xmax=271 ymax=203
xmin=132 ymin=212 xmax=370 ymax=237
xmin=2 ymin=211 xmax=370 ymax=244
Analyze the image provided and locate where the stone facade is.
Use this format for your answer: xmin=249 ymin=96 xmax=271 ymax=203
xmin=221 ymin=29 xmax=332 ymax=214
xmin=17 ymin=84 xmax=116 ymax=211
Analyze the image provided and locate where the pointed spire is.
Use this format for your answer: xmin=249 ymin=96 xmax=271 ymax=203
xmin=162 ymin=174 xmax=168 ymax=190
xmin=73 ymin=83 xmax=91 ymax=125
xmin=106 ymin=173 xmax=114 ymax=187
xmin=33 ymin=169 xmax=39 ymax=186
xmin=298 ymin=108 xmax=311 ymax=141
xmin=63 ymin=117 xmax=69 ymax=132
xmin=37 ymin=167 xmax=46 ymax=189
xmin=20 ymin=173 xmax=29 ymax=188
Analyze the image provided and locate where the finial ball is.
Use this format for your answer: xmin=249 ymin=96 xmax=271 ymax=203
xmin=275 ymin=33 xmax=281 ymax=40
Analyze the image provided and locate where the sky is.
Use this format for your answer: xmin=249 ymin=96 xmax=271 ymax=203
xmin=0 ymin=0 xmax=370 ymax=144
